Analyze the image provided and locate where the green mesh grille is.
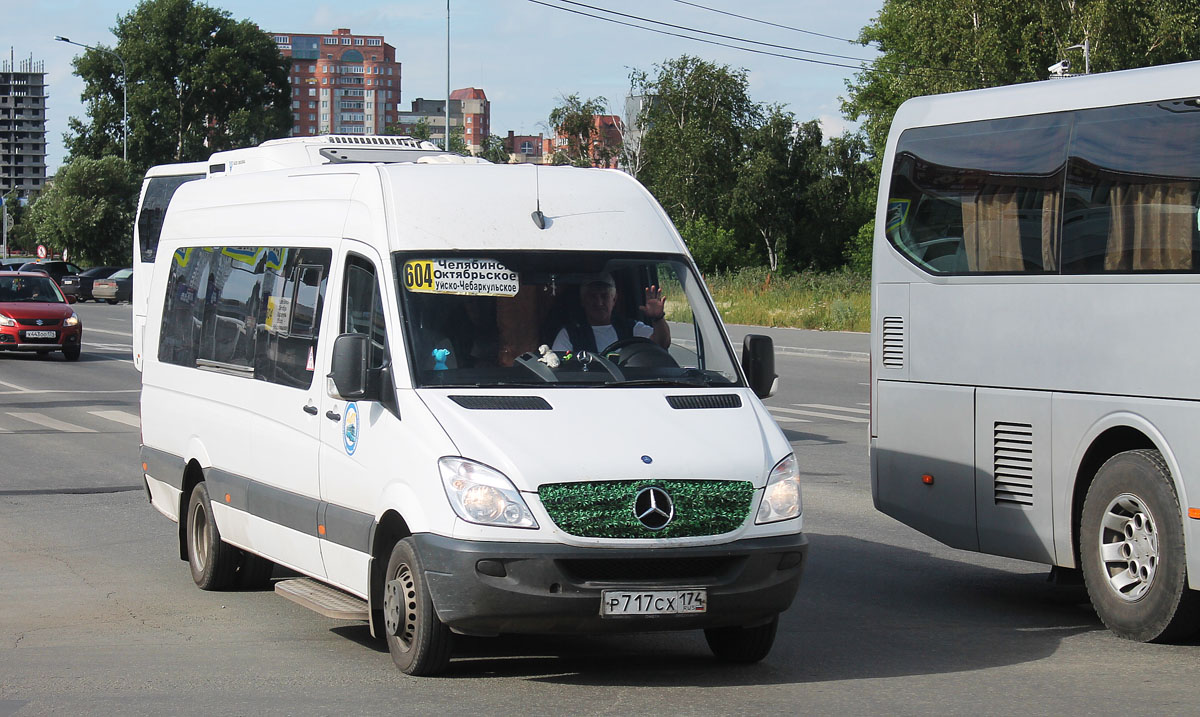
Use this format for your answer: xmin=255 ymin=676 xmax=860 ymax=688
xmin=538 ymin=479 xmax=755 ymax=539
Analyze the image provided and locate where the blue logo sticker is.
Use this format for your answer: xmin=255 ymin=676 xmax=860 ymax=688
xmin=641 ymin=455 xmax=653 ymax=464
xmin=343 ymin=402 xmax=359 ymax=455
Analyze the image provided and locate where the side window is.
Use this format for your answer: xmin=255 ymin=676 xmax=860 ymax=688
xmin=341 ymin=254 xmax=389 ymax=371
xmin=888 ymin=115 xmax=1070 ymax=274
xmin=158 ymin=246 xmax=331 ymax=389
xmin=1062 ymin=100 xmax=1200 ymax=273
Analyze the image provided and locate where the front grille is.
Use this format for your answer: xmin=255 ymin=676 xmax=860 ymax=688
xmin=538 ymin=479 xmax=755 ymax=539
xmin=666 ymin=394 xmax=742 ymax=410
xmin=449 ymin=395 xmax=552 ymax=410
xmin=558 ymin=556 xmax=741 ymax=584
xmin=16 ymin=318 xmax=60 ymax=326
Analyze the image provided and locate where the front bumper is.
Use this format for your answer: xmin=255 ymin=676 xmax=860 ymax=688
xmin=412 ymin=531 xmax=808 ymax=636
xmin=0 ymin=326 xmax=81 ymax=351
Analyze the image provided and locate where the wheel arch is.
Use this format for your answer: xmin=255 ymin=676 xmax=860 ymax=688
xmin=177 ymin=459 xmax=208 ymax=561
xmin=1067 ymin=412 xmax=1187 ymax=570
xmin=367 ymin=510 xmax=413 ymax=639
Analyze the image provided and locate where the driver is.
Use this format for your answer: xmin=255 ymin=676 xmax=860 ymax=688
xmin=551 ymin=272 xmax=670 ymax=353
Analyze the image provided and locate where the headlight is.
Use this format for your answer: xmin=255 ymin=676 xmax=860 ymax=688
xmin=439 ymin=457 xmax=538 ymax=529
xmin=63 ymin=312 xmax=80 ymax=327
xmin=756 ymin=453 xmax=802 ymax=524
xmin=0 ymin=314 xmax=13 ymax=327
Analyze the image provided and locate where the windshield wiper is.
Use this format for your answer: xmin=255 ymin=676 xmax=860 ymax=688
xmin=604 ymin=376 xmax=713 ymax=388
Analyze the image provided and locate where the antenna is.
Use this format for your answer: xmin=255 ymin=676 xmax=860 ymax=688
xmin=531 ymin=164 xmax=546 ymax=229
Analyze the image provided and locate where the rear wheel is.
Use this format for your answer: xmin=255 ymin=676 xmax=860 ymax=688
xmin=186 ymin=483 xmax=240 ymax=590
xmin=62 ymin=344 xmax=81 ymax=361
xmin=1080 ymin=449 xmax=1200 ymax=642
xmin=383 ymin=538 xmax=453 ymax=675
xmin=704 ymin=615 xmax=779 ymax=663
xmin=106 ymin=299 xmax=118 ymax=305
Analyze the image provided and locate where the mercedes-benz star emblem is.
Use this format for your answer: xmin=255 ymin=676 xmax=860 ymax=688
xmin=633 ymin=486 xmax=674 ymax=530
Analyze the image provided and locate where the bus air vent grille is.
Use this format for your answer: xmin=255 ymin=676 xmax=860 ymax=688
xmin=882 ymin=317 xmax=904 ymax=368
xmin=994 ymin=422 xmax=1034 ymax=506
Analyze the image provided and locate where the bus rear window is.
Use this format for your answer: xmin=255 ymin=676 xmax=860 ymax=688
xmin=137 ymin=174 xmax=203 ymax=263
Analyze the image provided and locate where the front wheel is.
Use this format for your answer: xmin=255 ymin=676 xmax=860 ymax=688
xmin=186 ymin=483 xmax=240 ymax=590
xmin=383 ymin=538 xmax=453 ymax=675
xmin=1080 ymin=449 xmax=1200 ymax=642
xmin=704 ymin=615 xmax=779 ymax=663
xmin=62 ymin=344 xmax=81 ymax=361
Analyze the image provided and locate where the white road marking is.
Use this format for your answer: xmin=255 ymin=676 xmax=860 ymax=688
xmin=795 ymin=403 xmax=871 ymax=415
xmin=767 ymin=413 xmax=811 ymax=423
xmin=6 ymin=412 xmax=96 ymax=433
xmin=769 ymin=407 xmax=869 ymax=423
xmin=858 ymin=402 xmax=870 ymax=407
xmin=89 ymin=410 xmax=141 ymax=428
xmin=83 ymin=327 xmax=133 ymax=337
xmin=0 ymin=379 xmax=28 ymax=392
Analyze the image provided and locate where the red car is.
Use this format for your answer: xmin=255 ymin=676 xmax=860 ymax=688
xmin=0 ymin=271 xmax=83 ymax=361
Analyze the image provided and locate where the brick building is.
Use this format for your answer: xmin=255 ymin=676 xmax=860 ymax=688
xmin=549 ymin=114 xmax=623 ymax=168
xmin=504 ymin=131 xmax=545 ymax=164
xmin=272 ymin=28 xmax=401 ymax=136
xmin=393 ymin=88 xmax=491 ymax=154
xmin=0 ymin=55 xmax=47 ymax=197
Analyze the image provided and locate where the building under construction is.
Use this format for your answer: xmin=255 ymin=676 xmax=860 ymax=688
xmin=0 ymin=54 xmax=48 ymax=198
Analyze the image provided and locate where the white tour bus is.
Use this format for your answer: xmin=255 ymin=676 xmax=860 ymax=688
xmin=139 ymin=137 xmax=807 ymax=675
xmin=871 ymin=60 xmax=1200 ymax=642
xmin=131 ymin=136 xmax=451 ymax=369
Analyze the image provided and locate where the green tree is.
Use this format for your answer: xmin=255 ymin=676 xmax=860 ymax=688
xmin=65 ymin=0 xmax=290 ymax=172
xmin=632 ymin=56 xmax=761 ymax=226
xmin=801 ymin=131 xmax=875 ymax=270
xmin=548 ymin=93 xmax=612 ymax=167
xmin=479 ymin=134 xmax=510 ymax=164
xmin=27 ymin=157 xmax=139 ymax=265
xmin=387 ymin=117 xmax=432 ymax=141
xmin=2 ymin=191 xmax=38 ymax=255
xmin=844 ymin=0 xmax=1200 ymax=160
xmin=677 ymin=216 xmax=743 ymax=274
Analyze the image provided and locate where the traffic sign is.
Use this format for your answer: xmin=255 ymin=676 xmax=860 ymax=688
xmin=36 ymin=244 xmax=47 ymax=259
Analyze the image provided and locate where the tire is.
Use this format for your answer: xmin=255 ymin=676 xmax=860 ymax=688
xmin=1080 ymin=449 xmax=1200 ymax=642
xmin=106 ymin=299 xmax=118 ymax=305
xmin=704 ymin=615 xmax=779 ymax=663
xmin=237 ymin=552 xmax=276 ymax=590
xmin=62 ymin=344 xmax=81 ymax=362
xmin=382 ymin=538 xmax=453 ymax=675
xmin=186 ymin=483 xmax=240 ymax=591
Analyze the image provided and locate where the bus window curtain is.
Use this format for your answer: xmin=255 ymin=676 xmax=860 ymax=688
xmin=1040 ymin=187 xmax=1060 ymax=271
xmin=962 ymin=187 xmax=1023 ymax=272
xmin=1105 ymin=182 xmax=1194 ymax=271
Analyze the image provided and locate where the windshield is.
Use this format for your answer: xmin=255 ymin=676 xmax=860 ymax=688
xmin=0 ymin=275 xmax=65 ymax=303
xmin=395 ymin=252 xmax=742 ymax=389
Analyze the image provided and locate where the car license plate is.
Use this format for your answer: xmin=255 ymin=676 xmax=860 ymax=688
xmin=24 ymin=330 xmax=56 ymax=339
xmin=601 ymin=589 xmax=707 ymax=616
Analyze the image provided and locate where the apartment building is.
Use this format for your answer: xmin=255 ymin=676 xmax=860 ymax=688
xmin=393 ymin=87 xmax=491 ymax=154
xmin=272 ymin=28 xmax=401 ymax=136
xmin=0 ymin=56 xmax=47 ymax=197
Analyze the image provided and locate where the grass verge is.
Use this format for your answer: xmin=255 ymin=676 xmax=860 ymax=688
xmin=670 ymin=267 xmax=870 ymax=332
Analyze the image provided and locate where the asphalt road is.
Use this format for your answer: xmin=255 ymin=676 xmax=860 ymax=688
xmin=3 ymin=303 xmax=1199 ymax=716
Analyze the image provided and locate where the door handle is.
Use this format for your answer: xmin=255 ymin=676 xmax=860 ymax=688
xmin=303 ymin=404 xmax=318 ymax=415
xmin=326 ymin=410 xmax=341 ymax=422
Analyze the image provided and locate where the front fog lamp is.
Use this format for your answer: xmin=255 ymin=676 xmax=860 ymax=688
xmin=756 ymin=453 xmax=802 ymax=524
xmin=439 ymin=457 xmax=538 ymax=529
xmin=63 ymin=312 xmax=80 ymax=327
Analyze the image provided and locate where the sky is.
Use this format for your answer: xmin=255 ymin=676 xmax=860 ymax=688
xmin=6 ymin=0 xmax=884 ymax=174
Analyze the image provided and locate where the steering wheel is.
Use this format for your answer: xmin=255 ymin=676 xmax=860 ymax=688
xmin=600 ymin=337 xmax=678 ymax=368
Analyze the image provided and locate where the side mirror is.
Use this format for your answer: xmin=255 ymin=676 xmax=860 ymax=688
xmin=742 ymin=334 xmax=778 ymax=399
xmin=329 ymin=333 xmax=371 ymax=400
xmin=66 ymin=294 xmax=77 ymax=304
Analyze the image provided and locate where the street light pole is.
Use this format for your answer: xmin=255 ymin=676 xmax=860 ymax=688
xmin=55 ymin=35 xmax=127 ymax=162
xmin=445 ymin=0 xmax=451 ymax=152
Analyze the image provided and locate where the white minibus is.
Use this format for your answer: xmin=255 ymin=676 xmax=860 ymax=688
xmin=139 ymin=140 xmax=807 ymax=675
xmin=871 ymin=60 xmax=1200 ymax=642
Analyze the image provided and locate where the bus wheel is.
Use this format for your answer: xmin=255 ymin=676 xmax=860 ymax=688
xmin=186 ymin=482 xmax=239 ymax=591
xmin=704 ymin=615 xmax=779 ymax=663
xmin=383 ymin=538 xmax=452 ymax=675
xmin=1080 ymin=449 xmax=1200 ymax=642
